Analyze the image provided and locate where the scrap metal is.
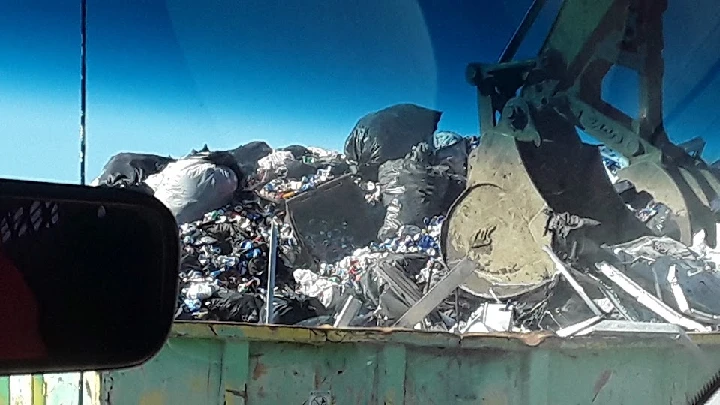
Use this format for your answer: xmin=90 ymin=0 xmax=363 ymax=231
xmin=394 ymin=259 xmax=475 ymax=328
xmin=595 ymin=262 xmax=710 ymax=332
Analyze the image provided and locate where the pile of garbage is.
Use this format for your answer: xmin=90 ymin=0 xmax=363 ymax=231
xmin=94 ymin=103 xmax=720 ymax=335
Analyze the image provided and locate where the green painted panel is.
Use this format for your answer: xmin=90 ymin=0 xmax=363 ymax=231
xmin=245 ymin=341 xmax=380 ymax=404
xmin=377 ymin=345 xmax=406 ymax=405
xmin=96 ymin=326 xmax=720 ymax=405
xmin=0 ymin=377 xmax=9 ymax=405
xmin=14 ymin=323 xmax=720 ymax=404
xmin=103 ymin=338 xmax=225 ymax=405
xmin=138 ymin=326 xmax=720 ymax=405
xmin=220 ymin=341 xmax=249 ymax=405
xmin=44 ymin=373 xmax=82 ymax=405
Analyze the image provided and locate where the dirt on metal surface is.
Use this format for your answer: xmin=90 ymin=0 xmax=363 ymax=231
xmin=444 ymin=131 xmax=555 ymax=299
xmin=444 ymin=122 xmax=649 ymax=299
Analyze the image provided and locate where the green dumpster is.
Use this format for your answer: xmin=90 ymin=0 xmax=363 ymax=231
xmin=5 ymin=322 xmax=720 ymax=404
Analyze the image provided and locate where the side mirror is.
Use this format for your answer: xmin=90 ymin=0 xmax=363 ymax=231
xmin=0 ymin=179 xmax=179 ymax=375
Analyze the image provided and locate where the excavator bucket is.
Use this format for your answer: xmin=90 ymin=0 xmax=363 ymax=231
xmin=443 ymin=113 xmax=651 ymax=299
xmin=616 ymin=159 xmax=719 ymax=247
xmin=441 ymin=132 xmax=555 ymax=299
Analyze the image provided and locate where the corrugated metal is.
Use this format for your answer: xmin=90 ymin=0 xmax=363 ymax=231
xmin=8 ymin=323 xmax=720 ymax=404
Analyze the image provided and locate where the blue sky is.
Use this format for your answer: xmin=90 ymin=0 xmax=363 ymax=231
xmin=0 ymin=0 xmax=719 ymax=183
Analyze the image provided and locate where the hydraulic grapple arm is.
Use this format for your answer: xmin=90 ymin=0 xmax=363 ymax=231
xmin=542 ymin=0 xmax=668 ymax=161
xmin=445 ymin=0 xmax=720 ymax=298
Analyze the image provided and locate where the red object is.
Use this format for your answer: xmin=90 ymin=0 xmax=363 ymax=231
xmin=0 ymin=252 xmax=48 ymax=360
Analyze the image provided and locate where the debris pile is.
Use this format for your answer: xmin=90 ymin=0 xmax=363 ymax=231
xmin=95 ymin=103 xmax=720 ymax=336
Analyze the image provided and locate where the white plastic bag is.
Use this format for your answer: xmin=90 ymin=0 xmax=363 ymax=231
xmin=148 ymin=157 xmax=238 ymax=224
xmin=293 ymin=268 xmax=343 ymax=309
xmin=307 ymin=146 xmax=339 ymax=159
xmin=258 ymin=150 xmax=294 ymax=171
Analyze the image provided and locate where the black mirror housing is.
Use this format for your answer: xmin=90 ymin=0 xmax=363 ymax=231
xmin=0 ymin=179 xmax=179 ymax=375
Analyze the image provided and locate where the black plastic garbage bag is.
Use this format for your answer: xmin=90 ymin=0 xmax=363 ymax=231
xmin=284 ymin=160 xmax=317 ymax=179
xmin=294 ymin=315 xmax=334 ymax=327
xmin=94 ymin=152 xmax=174 ymax=186
xmin=203 ymin=150 xmax=246 ymax=189
xmin=99 ymin=173 xmax=155 ymax=195
xmin=344 ymin=104 xmax=442 ymax=181
xmin=328 ymin=160 xmax=350 ymax=176
xmin=281 ymin=145 xmax=311 ymax=160
xmin=358 ymin=253 xmax=429 ymax=322
xmin=206 ymin=291 xmax=264 ymax=323
xmin=273 ymin=254 xmax=299 ymax=290
xmin=377 ymin=143 xmax=450 ymax=240
xmin=445 ymin=174 xmax=465 ymax=208
xmin=228 ymin=141 xmax=272 ymax=173
xmin=261 ymin=291 xmax=328 ymax=325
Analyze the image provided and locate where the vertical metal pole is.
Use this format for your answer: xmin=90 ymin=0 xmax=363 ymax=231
xmin=78 ymin=2 xmax=88 ymax=400
xmin=264 ymin=223 xmax=278 ymax=324
xmin=79 ymin=0 xmax=88 ymax=185
xmin=78 ymin=372 xmax=84 ymax=405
